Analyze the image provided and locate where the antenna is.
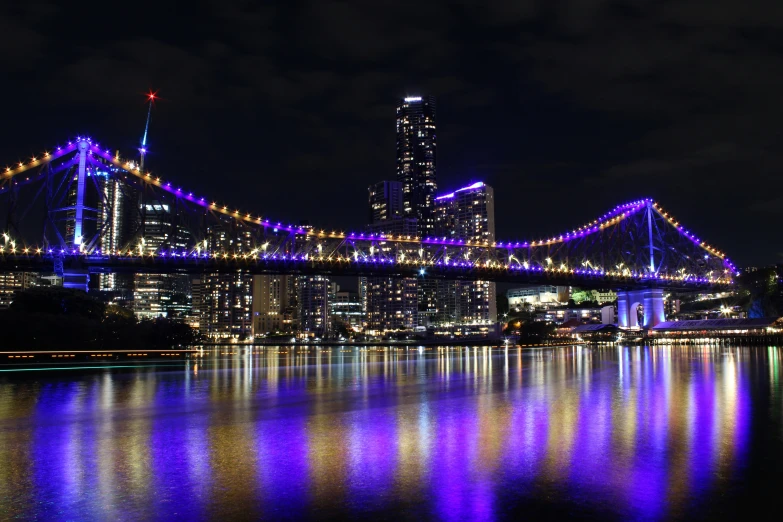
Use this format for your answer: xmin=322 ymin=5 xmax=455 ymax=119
xmin=139 ymin=90 xmax=157 ymax=171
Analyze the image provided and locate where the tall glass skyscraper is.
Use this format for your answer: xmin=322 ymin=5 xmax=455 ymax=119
xmin=396 ymin=95 xmax=437 ymax=237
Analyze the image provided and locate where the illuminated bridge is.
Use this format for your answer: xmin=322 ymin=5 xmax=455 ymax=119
xmin=0 ymin=137 xmax=738 ymax=327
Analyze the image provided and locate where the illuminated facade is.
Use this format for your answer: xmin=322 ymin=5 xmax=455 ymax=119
xmin=365 ymin=277 xmax=418 ymax=333
xmin=364 ymin=182 xmax=419 ymax=333
xmin=252 ymin=275 xmax=297 ymax=336
xmin=0 ymin=272 xmax=38 ymax=309
xmin=133 ymin=200 xmax=191 ymax=319
xmin=298 ymin=275 xmax=330 ymax=338
xmin=369 ymin=181 xmax=403 ymax=223
xmin=330 ymin=290 xmax=364 ymax=330
xmin=96 ymin=170 xmax=137 ymax=292
xmin=434 ymin=182 xmax=497 ymax=325
xmin=199 ymin=224 xmax=253 ymax=338
xmin=396 ymin=95 xmax=437 ymax=236
xmin=434 ymin=182 xmax=495 ymax=243
xmin=507 ymin=286 xmax=570 ymax=308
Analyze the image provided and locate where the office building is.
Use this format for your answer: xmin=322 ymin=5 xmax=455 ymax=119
xmin=133 ymin=200 xmax=192 ymax=319
xmin=396 ymin=95 xmax=437 ymax=237
xmin=433 ymin=181 xmax=497 ymax=326
xmin=96 ymin=169 xmax=138 ymax=292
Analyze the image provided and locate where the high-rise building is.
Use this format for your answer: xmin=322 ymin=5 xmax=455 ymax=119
xmin=189 ymin=278 xmax=204 ymax=330
xmin=330 ymin=290 xmax=364 ymax=331
xmin=199 ymin=223 xmax=254 ymax=339
xmin=367 ymin=181 xmax=417 ymax=236
xmin=0 ymin=272 xmax=38 ymax=309
xmin=369 ymin=181 xmax=403 ymax=223
xmin=133 ymin=200 xmax=192 ymax=319
xmin=60 ymin=161 xmax=138 ymax=293
xmin=434 ymin=182 xmax=495 ymax=243
xmin=298 ymin=275 xmax=330 ymax=338
xmin=95 ymin=166 xmax=141 ymax=293
xmin=252 ymin=275 xmax=297 ymax=336
xmin=434 ymin=182 xmax=497 ymax=326
xmin=396 ymin=95 xmax=437 ymax=237
xmin=365 ymin=186 xmax=418 ymax=333
xmin=365 ymin=277 xmax=418 ymax=334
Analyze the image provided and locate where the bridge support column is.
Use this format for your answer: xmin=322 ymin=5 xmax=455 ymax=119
xmin=643 ymin=288 xmax=665 ymax=328
xmin=617 ymin=289 xmax=665 ymax=329
xmin=73 ymin=140 xmax=90 ymax=249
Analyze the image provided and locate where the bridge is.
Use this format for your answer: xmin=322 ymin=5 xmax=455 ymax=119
xmin=1 ymin=137 xmax=738 ymax=328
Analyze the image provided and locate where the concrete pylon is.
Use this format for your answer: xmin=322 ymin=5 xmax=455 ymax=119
xmin=617 ymin=288 xmax=665 ymax=328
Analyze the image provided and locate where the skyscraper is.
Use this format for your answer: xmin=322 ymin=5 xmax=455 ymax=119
xmin=298 ymin=275 xmax=330 ymax=338
xmin=364 ymin=277 xmax=418 ymax=334
xmin=364 ymin=180 xmax=418 ymax=333
xmin=252 ymin=275 xmax=297 ymax=336
xmin=133 ymin=200 xmax=192 ymax=319
xmin=368 ymin=181 xmax=403 ymax=224
xmin=434 ymin=182 xmax=497 ymax=326
xmin=199 ymin=223 xmax=254 ymax=339
xmin=396 ymin=95 xmax=437 ymax=237
xmin=434 ymin=182 xmax=495 ymax=243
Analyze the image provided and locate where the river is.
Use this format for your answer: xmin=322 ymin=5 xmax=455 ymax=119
xmin=0 ymin=345 xmax=781 ymax=520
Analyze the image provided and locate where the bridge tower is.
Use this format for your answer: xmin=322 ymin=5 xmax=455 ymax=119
xmin=62 ymin=140 xmax=91 ymax=291
xmin=72 ymin=140 xmax=90 ymax=248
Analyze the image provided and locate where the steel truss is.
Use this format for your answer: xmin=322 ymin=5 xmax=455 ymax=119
xmin=0 ymin=138 xmax=737 ymax=289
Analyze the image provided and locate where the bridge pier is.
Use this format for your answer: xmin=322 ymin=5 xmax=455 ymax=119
xmin=62 ymin=270 xmax=90 ymax=292
xmin=617 ymin=288 xmax=665 ymax=329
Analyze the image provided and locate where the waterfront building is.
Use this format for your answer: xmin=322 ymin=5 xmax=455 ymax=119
xmin=508 ymin=286 xmax=570 ymax=309
xmin=0 ymin=272 xmax=38 ymax=309
xmin=396 ymin=95 xmax=437 ymax=237
xmin=133 ymin=200 xmax=192 ymax=319
xmin=298 ymin=275 xmax=330 ymax=338
xmin=199 ymin=223 xmax=253 ymax=338
xmin=433 ymin=181 xmax=497 ymax=326
xmin=591 ymin=290 xmax=617 ymax=304
xmin=536 ymin=307 xmax=604 ymax=325
xmin=330 ymin=290 xmax=364 ymax=331
xmin=365 ymin=142 xmax=422 ymax=333
xmin=650 ymin=318 xmax=783 ymax=340
xmin=252 ymin=275 xmax=297 ymax=336
xmin=187 ymin=277 xmax=204 ymax=330
xmin=365 ymin=277 xmax=418 ymax=334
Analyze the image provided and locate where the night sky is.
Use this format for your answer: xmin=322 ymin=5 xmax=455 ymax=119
xmin=1 ymin=1 xmax=781 ymax=266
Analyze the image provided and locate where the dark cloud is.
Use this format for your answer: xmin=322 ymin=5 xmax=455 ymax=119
xmin=0 ymin=0 xmax=780 ymax=264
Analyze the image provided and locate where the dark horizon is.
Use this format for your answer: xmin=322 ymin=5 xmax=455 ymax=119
xmin=1 ymin=1 xmax=781 ymax=266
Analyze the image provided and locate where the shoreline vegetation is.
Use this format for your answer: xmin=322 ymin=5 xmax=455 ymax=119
xmin=0 ymin=287 xmax=198 ymax=351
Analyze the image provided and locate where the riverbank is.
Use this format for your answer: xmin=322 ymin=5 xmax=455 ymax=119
xmin=0 ymin=342 xmax=586 ymax=369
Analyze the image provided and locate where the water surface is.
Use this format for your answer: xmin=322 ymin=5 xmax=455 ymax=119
xmin=1 ymin=345 xmax=782 ymax=520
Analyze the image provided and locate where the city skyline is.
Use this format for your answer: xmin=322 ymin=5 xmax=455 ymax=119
xmin=0 ymin=2 xmax=779 ymax=266
xmin=1 ymin=3 xmax=782 ymax=520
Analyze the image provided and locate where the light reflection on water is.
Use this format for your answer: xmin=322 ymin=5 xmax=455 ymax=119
xmin=0 ymin=345 xmax=780 ymax=520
